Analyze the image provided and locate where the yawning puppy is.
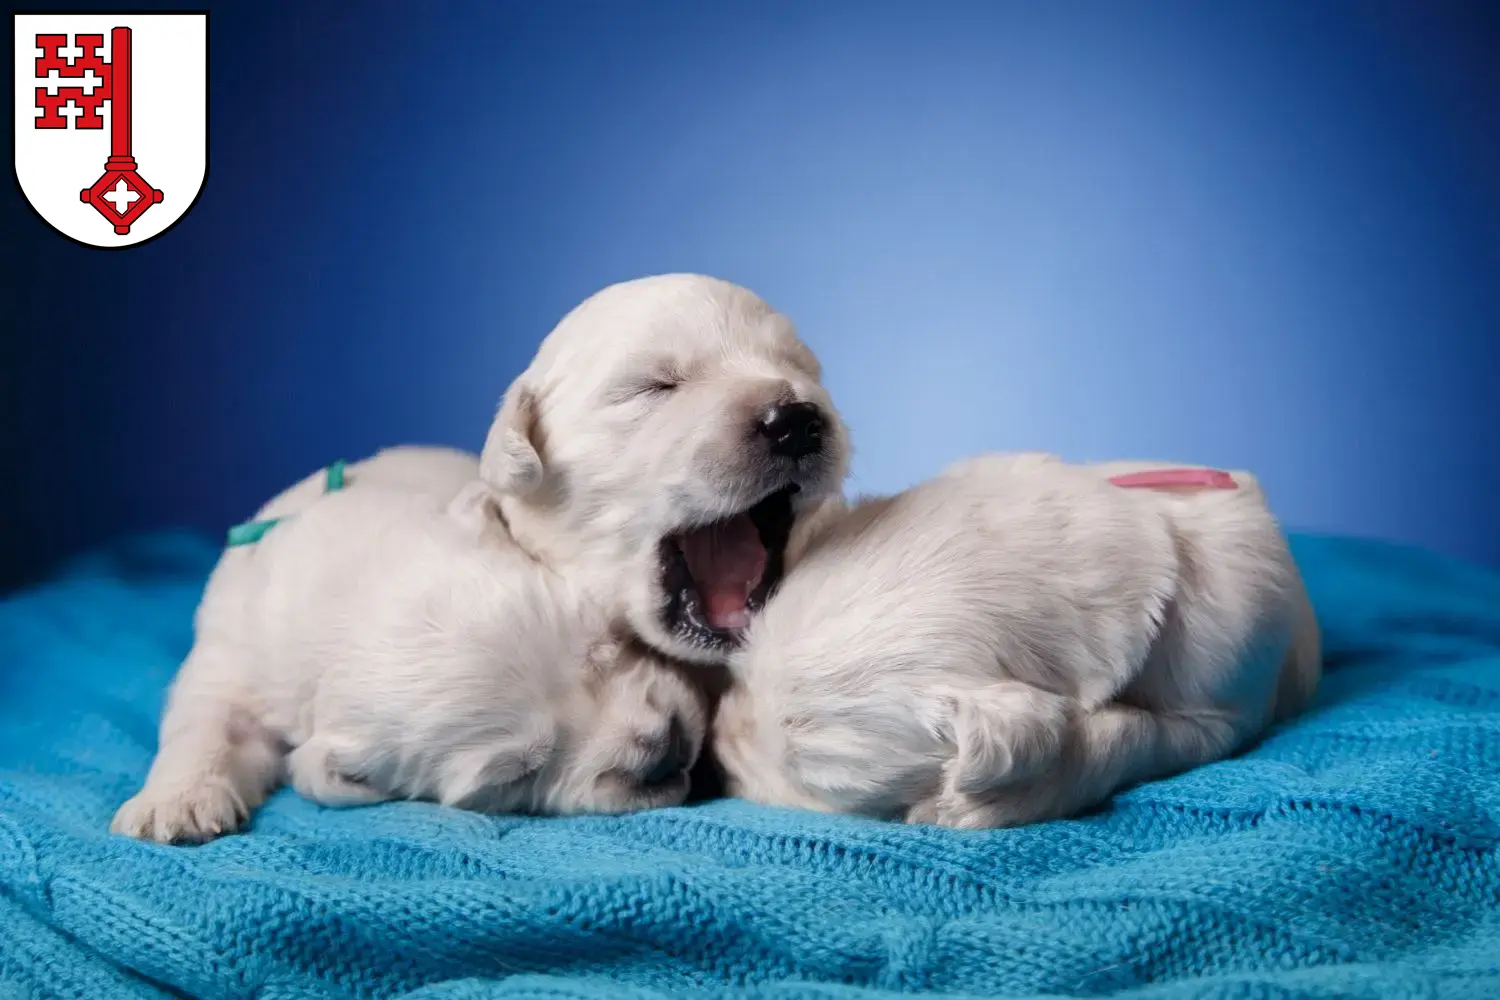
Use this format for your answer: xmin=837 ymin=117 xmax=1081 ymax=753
xmin=478 ymin=274 xmax=850 ymax=664
xmin=111 ymin=448 xmax=707 ymax=843
xmin=714 ymin=452 xmax=1320 ymax=829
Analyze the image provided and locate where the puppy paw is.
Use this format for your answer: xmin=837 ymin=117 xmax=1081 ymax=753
xmin=286 ymin=739 xmax=388 ymax=807
xmin=906 ymin=784 xmax=1053 ymax=830
xmin=904 ymin=795 xmax=943 ymax=827
xmin=110 ymin=780 xmax=248 ymax=844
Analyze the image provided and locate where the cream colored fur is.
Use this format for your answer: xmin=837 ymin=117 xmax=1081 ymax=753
xmin=112 ymin=273 xmax=846 ymax=843
xmin=715 ymin=452 xmax=1321 ymax=829
xmin=478 ymin=273 xmax=850 ymax=664
xmin=111 ymin=446 xmax=707 ymax=843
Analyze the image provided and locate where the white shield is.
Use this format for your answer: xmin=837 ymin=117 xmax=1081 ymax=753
xmin=12 ymin=11 xmax=207 ymax=249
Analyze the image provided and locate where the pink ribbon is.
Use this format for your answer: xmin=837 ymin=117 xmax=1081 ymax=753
xmin=1106 ymin=468 xmax=1239 ymax=492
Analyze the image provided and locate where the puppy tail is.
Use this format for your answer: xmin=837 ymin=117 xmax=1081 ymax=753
xmin=1051 ymin=703 xmax=1242 ymax=818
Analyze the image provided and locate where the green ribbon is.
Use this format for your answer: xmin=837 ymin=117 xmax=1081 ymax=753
xmin=225 ymin=460 xmax=349 ymax=548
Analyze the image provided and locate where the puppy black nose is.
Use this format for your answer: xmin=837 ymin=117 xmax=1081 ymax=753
xmin=642 ymin=715 xmax=689 ymax=786
xmin=757 ymin=401 xmax=824 ymax=459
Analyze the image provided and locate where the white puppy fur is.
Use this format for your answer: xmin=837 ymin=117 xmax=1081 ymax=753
xmin=478 ymin=274 xmax=850 ymax=665
xmin=113 ymin=273 xmax=839 ymax=843
xmin=715 ymin=451 xmax=1321 ymax=829
xmin=112 ymin=447 xmax=707 ymax=843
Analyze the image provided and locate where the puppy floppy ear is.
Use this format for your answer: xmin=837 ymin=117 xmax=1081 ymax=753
xmin=479 ymin=382 xmax=544 ymax=497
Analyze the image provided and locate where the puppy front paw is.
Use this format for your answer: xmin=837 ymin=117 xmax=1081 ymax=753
xmin=110 ymin=780 xmax=248 ymax=844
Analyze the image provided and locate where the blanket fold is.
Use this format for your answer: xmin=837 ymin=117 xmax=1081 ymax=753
xmin=1 ymin=531 xmax=1498 ymax=999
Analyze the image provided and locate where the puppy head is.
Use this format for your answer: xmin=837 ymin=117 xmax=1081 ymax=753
xmin=540 ymin=631 xmax=710 ymax=814
xmin=481 ymin=274 xmax=851 ymax=664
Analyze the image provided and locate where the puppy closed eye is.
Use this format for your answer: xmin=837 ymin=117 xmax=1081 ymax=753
xmin=636 ymin=378 xmax=681 ymax=397
xmin=608 ymin=379 xmax=678 ymax=405
xmin=613 ymin=365 xmax=689 ymax=404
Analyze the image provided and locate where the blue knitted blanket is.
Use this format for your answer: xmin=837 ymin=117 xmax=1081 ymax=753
xmin=1 ymin=532 xmax=1498 ymax=1000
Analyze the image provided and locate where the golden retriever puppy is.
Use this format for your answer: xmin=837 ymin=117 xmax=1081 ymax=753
xmin=715 ymin=452 xmax=1320 ymax=829
xmin=112 ymin=447 xmax=706 ymax=843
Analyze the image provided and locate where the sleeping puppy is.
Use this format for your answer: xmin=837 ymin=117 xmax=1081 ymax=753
xmin=714 ymin=452 xmax=1321 ymax=829
xmin=111 ymin=448 xmax=707 ymax=843
xmin=112 ymin=273 xmax=847 ymax=841
xmin=478 ymin=273 xmax=850 ymax=665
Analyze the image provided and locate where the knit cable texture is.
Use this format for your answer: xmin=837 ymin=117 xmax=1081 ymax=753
xmin=1 ymin=531 xmax=1498 ymax=999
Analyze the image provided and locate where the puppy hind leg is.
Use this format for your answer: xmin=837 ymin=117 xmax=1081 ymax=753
xmin=436 ymin=728 xmax=556 ymax=812
xmin=912 ymin=702 xmax=1241 ymax=830
xmin=1041 ymin=703 xmax=1242 ymax=821
xmin=286 ymin=735 xmax=389 ymax=807
xmin=110 ymin=649 xmax=283 ymax=844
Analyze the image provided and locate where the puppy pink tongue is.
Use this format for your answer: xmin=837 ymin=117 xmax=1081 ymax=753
xmin=678 ymin=514 xmax=767 ymax=631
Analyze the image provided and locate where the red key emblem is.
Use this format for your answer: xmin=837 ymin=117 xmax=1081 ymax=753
xmin=17 ymin=14 xmax=206 ymax=249
xmin=33 ymin=27 xmax=165 ymax=235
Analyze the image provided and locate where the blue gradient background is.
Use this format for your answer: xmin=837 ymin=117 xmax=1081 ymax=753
xmin=5 ymin=0 xmax=1498 ymax=589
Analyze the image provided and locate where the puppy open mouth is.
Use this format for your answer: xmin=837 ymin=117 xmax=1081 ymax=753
xmin=659 ymin=485 xmax=798 ymax=648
